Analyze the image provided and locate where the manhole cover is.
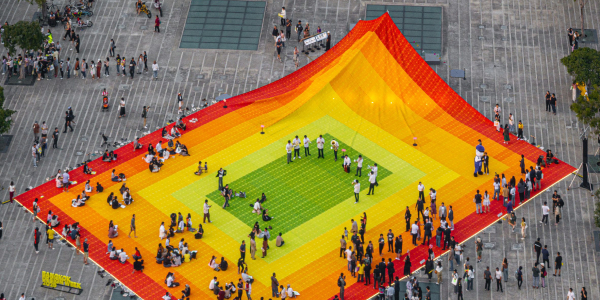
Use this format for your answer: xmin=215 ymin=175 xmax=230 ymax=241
xmin=197 ymin=74 xmax=205 ymax=79
xmin=193 ymin=86 xmax=202 ymax=92
xmin=480 ymin=96 xmax=491 ymax=102
xmin=483 ymin=242 xmax=495 ymax=249
xmin=504 ymin=84 xmax=512 ymax=90
xmin=118 ymin=24 xmax=126 ymax=29
xmin=500 ymin=25 xmax=507 ymax=30
xmin=504 ymin=97 xmax=514 ymax=103
xmin=478 ymin=25 xmax=485 ymax=29
xmin=140 ymin=25 xmax=148 ymax=30
xmin=501 ymin=37 xmax=507 ymax=41
xmin=119 ymin=84 xmax=130 ymax=91
xmin=80 ymin=137 xmax=88 ymax=142
xmin=219 ymin=75 xmax=227 ymax=80
xmin=75 ymin=151 xmax=84 ymax=156
xmin=480 ymin=84 xmax=487 ymax=89
xmin=512 ymin=244 xmax=523 ymax=251
xmin=217 ymin=88 xmax=223 ymax=92
xmin=478 ymin=36 xmax=485 ymax=40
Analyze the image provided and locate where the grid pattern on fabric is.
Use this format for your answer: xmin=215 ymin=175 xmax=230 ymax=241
xmin=181 ymin=0 xmax=266 ymax=50
xmin=366 ymin=5 xmax=442 ymax=54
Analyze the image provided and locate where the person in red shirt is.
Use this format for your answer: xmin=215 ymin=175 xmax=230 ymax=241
xmin=154 ymin=16 xmax=160 ymax=33
xmin=217 ymin=287 xmax=225 ymax=300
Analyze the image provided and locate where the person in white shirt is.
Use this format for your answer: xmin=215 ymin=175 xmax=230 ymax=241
xmin=18 ymin=293 xmax=26 ymax=300
xmin=203 ymin=200 xmax=212 ymax=223
xmin=285 ymin=140 xmax=293 ymax=164
xmin=495 ymin=267 xmax=503 ymax=292
xmin=152 ymin=61 xmax=159 ymax=80
xmin=567 ymin=288 xmax=575 ymax=300
xmin=279 ymin=7 xmax=286 ymax=26
xmin=316 ymin=135 xmax=325 ymax=158
xmin=209 ymin=277 xmax=218 ymax=290
xmin=159 ymin=222 xmax=166 ymax=239
xmin=156 ymin=141 xmax=163 ymax=154
xmin=119 ymin=249 xmax=128 ymax=263
xmin=435 ymin=262 xmax=443 ymax=284
xmin=368 ymin=163 xmax=379 ymax=186
xmin=286 ymin=284 xmax=296 ymax=298
xmin=352 ymin=180 xmax=360 ymax=204
xmin=292 ymin=136 xmax=301 ymax=159
xmin=343 ymin=155 xmax=351 ymax=173
xmin=252 ymin=199 xmax=262 ymax=215
xmin=166 ymin=273 xmax=180 ymax=287
xmin=410 ymin=221 xmax=419 ymax=245
xmin=541 ymin=202 xmax=550 ymax=225
xmin=331 ymin=139 xmax=339 ymax=161
xmin=355 ymin=155 xmax=363 ymax=177
xmin=417 ymin=182 xmax=425 ymax=200
xmin=303 ymin=135 xmax=311 ymax=156
xmin=493 ymin=180 xmax=501 ymax=200
xmin=367 ymin=171 xmax=376 ymax=195
xmin=161 ymin=292 xmax=172 ymax=300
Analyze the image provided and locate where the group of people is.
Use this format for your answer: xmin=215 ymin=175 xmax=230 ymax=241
xmin=143 ymin=135 xmax=190 ymax=173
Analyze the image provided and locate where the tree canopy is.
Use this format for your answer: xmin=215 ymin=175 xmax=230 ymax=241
xmin=0 ymin=87 xmax=15 ymax=135
xmin=3 ymin=20 xmax=46 ymax=56
xmin=570 ymin=85 xmax=600 ymax=134
xmin=560 ymin=47 xmax=600 ymax=87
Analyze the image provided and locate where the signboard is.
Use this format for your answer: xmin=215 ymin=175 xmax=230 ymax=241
xmin=41 ymin=271 xmax=83 ymax=295
xmin=303 ymin=32 xmax=328 ymax=46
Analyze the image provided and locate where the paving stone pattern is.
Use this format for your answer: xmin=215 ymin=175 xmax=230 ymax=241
xmin=0 ymin=0 xmax=599 ymax=299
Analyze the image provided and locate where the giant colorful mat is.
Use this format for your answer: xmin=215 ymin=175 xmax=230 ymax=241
xmin=15 ymin=13 xmax=575 ymax=300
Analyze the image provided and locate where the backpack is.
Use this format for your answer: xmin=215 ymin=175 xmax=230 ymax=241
xmin=514 ymin=270 xmax=519 ymax=280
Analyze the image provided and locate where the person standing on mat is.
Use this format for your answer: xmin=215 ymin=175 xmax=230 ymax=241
xmin=355 ymin=155 xmax=363 ymax=177
xmin=353 ymin=180 xmax=360 ymax=204
xmin=303 ymin=135 xmax=311 ymax=156
xmin=367 ymin=171 xmax=376 ymax=195
xmin=286 ymin=140 xmax=293 ymax=164
xmin=316 ymin=135 xmax=325 ymax=158
xmin=331 ymin=139 xmax=339 ymax=162
xmin=292 ymin=135 xmax=301 ymax=160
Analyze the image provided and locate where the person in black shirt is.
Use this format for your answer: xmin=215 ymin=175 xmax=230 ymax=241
xmin=550 ymin=93 xmax=557 ymax=115
xmin=387 ymin=258 xmax=395 ymax=284
xmin=52 ymin=128 xmax=59 ymax=148
xmin=363 ymin=258 xmax=371 ymax=285
xmin=423 ymin=219 xmax=432 ymax=245
xmin=285 ymin=19 xmax=291 ymax=39
xmin=534 ymin=238 xmax=542 ymax=263
xmin=296 ymin=20 xmax=303 ymax=42
xmin=387 ymin=230 xmax=394 ymax=252
xmin=545 ymin=91 xmax=551 ymax=112
xmin=395 ymin=236 xmax=402 ymax=259
xmin=63 ymin=111 xmax=73 ymax=133
xmin=133 ymin=258 xmax=144 ymax=273
xmin=405 ymin=207 xmax=411 ymax=232
xmin=271 ymin=25 xmax=278 ymax=42
xmin=553 ymin=252 xmax=562 ymax=276
xmin=474 ymin=190 xmax=482 ymax=214
xmin=129 ymin=58 xmax=136 ymax=79
xmin=378 ymin=234 xmax=384 ymax=256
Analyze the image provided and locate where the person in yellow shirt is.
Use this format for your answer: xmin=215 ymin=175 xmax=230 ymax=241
xmin=47 ymin=227 xmax=55 ymax=250
xmin=357 ymin=261 xmax=364 ymax=282
xmin=517 ymin=120 xmax=524 ymax=140
xmin=183 ymin=250 xmax=191 ymax=263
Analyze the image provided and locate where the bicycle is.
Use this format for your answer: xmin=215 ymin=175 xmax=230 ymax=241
xmin=46 ymin=0 xmax=58 ymax=12
xmin=139 ymin=2 xmax=152 ymax=18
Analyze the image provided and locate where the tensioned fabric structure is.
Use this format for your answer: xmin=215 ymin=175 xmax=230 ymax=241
xmin=15 ymin=13 xmax=575 ymax=300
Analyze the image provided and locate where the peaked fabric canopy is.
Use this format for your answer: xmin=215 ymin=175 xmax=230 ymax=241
xmin=15 ymin=13 xmax=574 ymax=300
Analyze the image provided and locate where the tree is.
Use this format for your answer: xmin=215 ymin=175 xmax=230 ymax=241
xmin=560 ymin=47 xmax=600 ymax=87
xmin=570 ymin=86 xmax=600 ymax=134
xmin=3 ymin=21 xmax=45 ymax=79
xmin=0 ymin=87 xmax=16 ymax=135
xmin=575 ymin=0 xmax=588 ymax=38
xmin=594 ymin=189 xmax=600 ymax=228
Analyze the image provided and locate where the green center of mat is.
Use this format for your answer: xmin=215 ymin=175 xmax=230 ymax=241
xmin=206 ymin=134 xmax=392 ymax=239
